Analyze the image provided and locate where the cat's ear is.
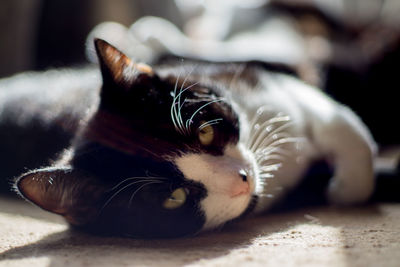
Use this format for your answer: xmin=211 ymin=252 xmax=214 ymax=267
xmin=15 ymin=167 xmax=106 ymax=225
xmin=94 ymin=38 xmax=155 ymax=88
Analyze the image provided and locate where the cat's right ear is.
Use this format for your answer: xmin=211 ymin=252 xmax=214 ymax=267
xmin=94 ymin=38 xmax=155 ymax=89
xmin=15 ymin=167 xmax=106 ymax=225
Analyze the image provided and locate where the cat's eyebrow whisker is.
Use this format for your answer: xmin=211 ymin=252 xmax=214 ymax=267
xmin=128 ymin=181 xmax=163 ymax=207
xmin=175 ymin=82 xmax=200 ymax=99
xmin=177 ymin=97 xmax=189 ymax=135
xmin=185 ymin=98 xmax=225 ymax=132
xmin=108 ymin=177 xmax=167 ymax=192
xmin=198 ymin=118 xmax=223 ymax=131
xmin=179 ymin=66 xmax=196 ymax=97
xmin=101 ymin=180 xmax=157 ymax=212
xmin=177 ymin=82 xmax=200 ymax=135
xmin=185 ymin=96 xmax=225 ymax=104
xmin=171 ymin=71 xmax=182 ymax=135
xmin=177 ymin=67 xmax=193 ymax=134
xmin=171 ymin=71 xmax=194 ymax=136
xmin=170 ymin=77 xmax=200 ymax=136
xmin=179 ymin=98 xmax=187 ymax=111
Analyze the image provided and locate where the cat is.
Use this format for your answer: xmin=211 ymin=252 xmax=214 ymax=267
xmin=1 ymin=39 xmax=376 ymax=238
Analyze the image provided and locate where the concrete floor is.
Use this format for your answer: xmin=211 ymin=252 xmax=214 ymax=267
xmin=1 ymin=196 xmax=400 ymax=267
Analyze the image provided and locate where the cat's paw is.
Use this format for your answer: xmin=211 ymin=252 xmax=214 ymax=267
xmin=326 ymin=173 xmax=375 ymax=205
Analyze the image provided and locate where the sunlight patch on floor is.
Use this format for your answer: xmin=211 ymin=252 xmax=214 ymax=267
xmin=0 ymin=212 xmax=67 ymax=253
xmin=1 ymin=257 xmax=51 ymax=267
xmin=187 ymin=224 xmax=347 ymax=267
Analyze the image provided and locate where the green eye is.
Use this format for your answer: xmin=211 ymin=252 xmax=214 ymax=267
xmin=163 ymin=188 xmax=187 ymax=209
xmin=198 ymin=122 xmax=214 ymax=146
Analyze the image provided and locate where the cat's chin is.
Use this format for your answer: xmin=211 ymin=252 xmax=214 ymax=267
xmin=201 ymin=189 xmax=253 ymax=230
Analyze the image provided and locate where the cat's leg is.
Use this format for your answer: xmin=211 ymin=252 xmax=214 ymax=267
xmin=310 ymin=105 xmax=377 ymax=204
xmin=280 ymin=75 xmax=377 ymax=205
xmin=300 ymin=92 xmax=376 ymax=204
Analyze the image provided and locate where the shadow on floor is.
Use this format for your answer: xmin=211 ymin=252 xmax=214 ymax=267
xmin=1 ymin=196 xmax=391 ymax=267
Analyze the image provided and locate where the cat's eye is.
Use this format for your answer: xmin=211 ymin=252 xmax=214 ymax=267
xmin=198 ymin=122 xmax=214 ymax=146
xmin=163 ymin=188 xmax=187 ymax=209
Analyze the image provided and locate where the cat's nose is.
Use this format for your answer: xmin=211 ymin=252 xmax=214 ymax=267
xmin=229 ymin=169 xmax=250 ymax=198
xmin=239 ymin=169 xmax=248 ymax=182
xmin=229 ymin=169 xmax=250 ymax=197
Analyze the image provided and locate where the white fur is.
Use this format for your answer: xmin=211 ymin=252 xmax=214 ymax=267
xmin=175 ymin=145 xmax=257 ymax=229
xmin=177 ymin=70 xmax=376 ymax=229
xmin=236 ymin=71 xmax=376 ymax=209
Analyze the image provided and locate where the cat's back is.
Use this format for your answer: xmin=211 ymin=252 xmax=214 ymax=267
xmin=0 ymin=67 xmax=101 ymax=126
xmin=0 ymin=67 xmax=100 ymax=192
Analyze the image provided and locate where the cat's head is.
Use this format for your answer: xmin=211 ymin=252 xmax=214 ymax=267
xmin=15 ymin=39 xmax=259 ymax=238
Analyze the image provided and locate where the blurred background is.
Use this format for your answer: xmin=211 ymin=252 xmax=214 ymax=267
xmin=0 ymin=0 xmax=185 ymax=77
xmin=0 ymin=0 xmax=399 ymax=145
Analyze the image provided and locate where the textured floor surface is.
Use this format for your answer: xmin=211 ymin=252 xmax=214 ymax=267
xmin=1 ymin=196 xmax=399 ymax=267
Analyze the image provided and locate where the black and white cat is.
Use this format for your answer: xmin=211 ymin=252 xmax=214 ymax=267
xmin=0 ymin=39 xmax=375 ymax=238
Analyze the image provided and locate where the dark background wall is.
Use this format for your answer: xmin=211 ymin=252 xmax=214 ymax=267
xmin=0 ymin=0 xmax=183 ymax=77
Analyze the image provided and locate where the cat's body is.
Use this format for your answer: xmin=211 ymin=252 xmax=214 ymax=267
xmin=0 ymin=40 xmax=375 ymax=238
xmin=0 ymin=67 xmax=100 ymax=190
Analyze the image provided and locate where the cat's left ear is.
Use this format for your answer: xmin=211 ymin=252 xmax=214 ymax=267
xmin=94 ymin=38 xmax=155 ymax=89
xmin=15 ymin=167 xmax=107 ymax=225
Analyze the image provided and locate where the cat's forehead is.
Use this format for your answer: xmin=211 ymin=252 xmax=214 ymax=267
xmin=86 ymin=64 xmax=241 ymax=158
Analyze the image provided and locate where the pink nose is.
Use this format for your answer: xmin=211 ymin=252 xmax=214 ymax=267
xmin=229 ymin=170 xmax=250 ymax=198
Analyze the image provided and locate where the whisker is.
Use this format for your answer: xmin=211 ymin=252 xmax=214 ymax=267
xmin=255 ymin=146 xmax=292 ymax=158
xmin=171 ymin=80 xmax=201 ymax=136
xmin=257 ymin=132 xmax=292 ymax=150
xmin=258 ymin=193 xmax=275 ymax=199
xmin=185 ymin=99 xmax=225 ymax=131
xmin=259 ymin=173 xmax=274 ymax=179
xmin=101 ymin=180 xmax=153 ymax=211
xmin=128 ymin=181 xmax=163 ymax=207
xmin=198 ymin=118 xmax=223 ymax=131
xmin=259 ymin=163 xmax=282 ymax=172
xmin=177 ymin=68 xmax=192 ymax=134
xmin=256 ymin=154 xmax=285 ymax=164
xmin=186 ymin=95 xmax=225 ymax=104
xmin=193 ymin=92 xmax=217 ymax=99
xmin=178 ymin=66 xmax=196 ymax=100
xmin=108 ymin=177 xmax=167 ymax=192
xmin=175 ymin=83 xmax=202 ymax=101
xmin=258 ymin=180 xmax=268 ymax=185
xmin=267 ymin=137 xmax=306 ymax=149
xmin=179 ymin=98 xmax=187 ymax=111
xmin=177 ymin=82 xmax=200 ymax=135
xmin=248 ymin=116 xmax=291 ymax=151
xmin=170 ymin=71 xmax=182 ymax=134
xmin=246 ymin=109 xmax=266 ymax=148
